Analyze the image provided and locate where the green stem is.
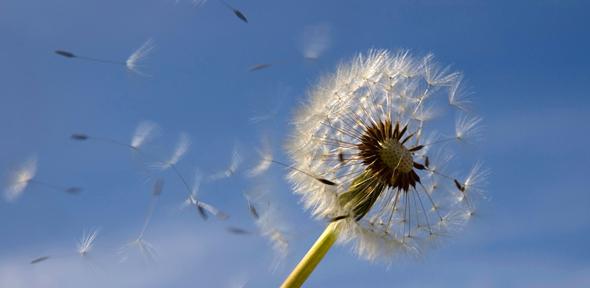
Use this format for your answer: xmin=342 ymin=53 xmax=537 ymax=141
xmin=281 ymin=222 xmax=339 ymax=288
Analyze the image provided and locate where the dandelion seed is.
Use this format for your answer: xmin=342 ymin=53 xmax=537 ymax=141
xmin=247 ymin=137 xmax=272 ymax=177
xmin=30 ymin=256 xmax=50 ymax=264
xmin=126 ymin=38 xmax=155 ymax=76
xmin=191 ymin=0 xmax=207 ymax=7
xmin=198 ymin=201 xmax=229 ymax=220
xmin=120 ymin=237 xmax=158 ymax=263
xmin=302 ymin=24 xmax=331 ymax=60
xmin=227 ymin=226 xmax=252 ymax=235
xmin=77 ymin=228 xmax=99 ymax=257
xmin=54 ymin=47 xmax=127 ymax=68
xmin=249 ymin=63 xmax=272 ymax=72
xmin=55 ymin=50 xmax=76 ymax=58
xmin=121 ymin=180 xmax=163 ymax=263
xmin=209 ymin=145 xmax=242 ymax=181
xmin=219 ymin=1 xmax=248 ymax=23
xmin=455 ymin=114 xmax=482 ymax=141
xmin=282 ymin=49 xmax=486 ymax=287
xmin=448 ymin=76 xmax=472 ymax=111
xmin=258 ymin=210 xmax=289 ymax=271
xmin=71 ymin=133 xmax=89 ymax=140
xmin=244 ymin=185 xmax=290 ymax=269
xmin=130 ymin=121 xmax=158 ymax=150
xmin=249 ymin=87 xmax=286 ymax=124
xmin=182 ymin=170 xmax=228 ymax=220
xmin=4 ymin=157 xmax=37 ymax=202
xmin=247 ymin=198 xmax=260 ymax=220
xmin=64 ymin=187 xmax=83 ymax=195
xmin=157 ymin=133 xmax=190 ymax=170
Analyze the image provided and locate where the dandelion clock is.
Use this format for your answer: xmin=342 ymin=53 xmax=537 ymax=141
xmin=281 ymin=50 xmax=487 ymax=287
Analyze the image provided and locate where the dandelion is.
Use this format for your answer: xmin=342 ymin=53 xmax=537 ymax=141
xmin=4 ymin=157 xmax=37 ymax=202
xmin=281 ymin=50 xmax=486 ymax=287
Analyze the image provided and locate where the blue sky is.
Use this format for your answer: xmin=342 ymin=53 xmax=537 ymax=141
xmin=1 ymin=0 xmax=589 ymax=287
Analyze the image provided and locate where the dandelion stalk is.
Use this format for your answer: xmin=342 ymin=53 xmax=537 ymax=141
xmin=281 ymin=221 xmax=338 ymax=288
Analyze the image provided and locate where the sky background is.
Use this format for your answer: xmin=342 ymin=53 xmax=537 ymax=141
xmin=1 ymin=0 xmax=590 ymax=287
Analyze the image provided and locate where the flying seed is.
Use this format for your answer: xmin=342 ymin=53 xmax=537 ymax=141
xmin=55 ymin=50 xmax=76 ymax=58
xmin=233 ymin=9 xmax=248 ymax=23
xmin=227 ymin=227 xmax=252 ymax=235
xmin=197 ymin=205 xmax=208 ymax=220
xmin=71 ymin=133 xmax=89 ymax=140
xmin=65 ymin=187 xmax=82 ymax=194
xmin=30 ymin=256 xmax=50 ymax=264
xmin=248 ymin=199 xmax=259 ymax=219
xmin=152 ymin=179 xmax=164 ymax=196
xmin=249 ymin=63 xmax=271 ymax=71
xmin=454 ymin=179 xmax=465 ymax=192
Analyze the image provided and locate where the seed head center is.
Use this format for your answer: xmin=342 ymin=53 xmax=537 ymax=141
xmin=379 ymin=139 xmax=413 ymax=173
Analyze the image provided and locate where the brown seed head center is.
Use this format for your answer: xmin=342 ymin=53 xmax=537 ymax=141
xmin=379 ymin=139 xmax=413 ymax=173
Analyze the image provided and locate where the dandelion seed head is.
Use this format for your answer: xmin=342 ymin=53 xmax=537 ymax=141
xmin=4 ymin=156 xmax=37 ymax=202
xmin=286 ymin=50 xmax=485 ymax=261
xmin=126 ymin=38 xmax=155 ymax=76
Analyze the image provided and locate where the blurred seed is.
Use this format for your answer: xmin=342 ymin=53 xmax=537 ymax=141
xmin=55 ymin=50 xmax=76 ymax=58
xmin=227 ymin=226 xmax=251 ymax=235
xmin=454 ymin=179 xmax=465 ymax=192
xmin=197 ymin=205 xmax=208 ymax=220
xmin=71 ymin=133 xmax=89 ymax=140
xmin=249 ymin=63 xmax=271 ymax=72
xmin=64 ymin=187 xmax=82 ymax=194
xmin=30 ymin=256 xmax=50 ymax=264
xmin=152 ymin=179 xmax=164 ymax=196
xmin=248 ymin=199 xmax=259 ymax=220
